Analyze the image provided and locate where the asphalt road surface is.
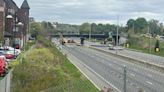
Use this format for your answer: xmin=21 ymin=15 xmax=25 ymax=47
xmin=63 ymin=44 xmax=164 ymax=92
xmin=77 ymin=39 xmax=164 ymax=67
xmin=92 ymin=46 xmax=164 ymax=66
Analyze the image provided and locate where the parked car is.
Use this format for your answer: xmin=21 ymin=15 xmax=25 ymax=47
xmin=0 ymin=56 xmax=7 ymax=76
xmin=15 ymin=44 xmax=20 ymax=49
xmin=0 ymin=46 xmax=21 ymax=56
xmin=4 ymin=51 xmax=14 ymax=59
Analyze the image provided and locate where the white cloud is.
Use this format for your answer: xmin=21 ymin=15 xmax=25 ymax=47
xmin=14 ymin=0 xmax=164 ymax=24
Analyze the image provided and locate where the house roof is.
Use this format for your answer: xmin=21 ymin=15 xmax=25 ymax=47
xmin=21 ymin=0 xmax=30 ymax=9
xmin=5 ymin=0 xmax=19 ymax=10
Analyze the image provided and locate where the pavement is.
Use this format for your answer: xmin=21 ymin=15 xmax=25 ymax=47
xmin=63 ymin=45 xmax=164 ymax=92
xmin=52 ymin=38 xmax=164 ymax=92
xmin=75 ymin=39 xmax=164 ymax=67
xmin=92 ymin=46 xmax=164 ymax=67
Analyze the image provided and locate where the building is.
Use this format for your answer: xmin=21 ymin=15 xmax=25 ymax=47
xmin=0 ymin=0 xmax=6 ymax=46
xmin=1 ymin=0 xmax=30 ymax=48
xmin=18 ymin=0 xmax=30 ymax=48
xmin=5 ymin=0 xmax=19 ymax=46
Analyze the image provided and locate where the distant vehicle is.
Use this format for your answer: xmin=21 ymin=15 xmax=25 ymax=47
xmin=108 ymin=44 xmax=114 ymax=50
xmin=109 ymin=45 xmax=124 ymax=50
xmin=67 ymin=39 xmax=75 ymax=43
xmin=29 ymin=37 xmax=35 ymax=40
xmin=0 ymin=56 xmax=7 ymax=76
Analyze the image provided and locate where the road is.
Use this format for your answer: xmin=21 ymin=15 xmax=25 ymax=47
xmin=74 ymin=38 xmax=164 ymax=67
xmin=63 ymin=44 xmax=164 ymax=92
xmin=92 ymin=46 xmax=164 ymax=66
xmin=52 ymin=38 xmax=164 ymax=92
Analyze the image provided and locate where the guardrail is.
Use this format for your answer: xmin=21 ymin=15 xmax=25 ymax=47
xmin=0 ymin=71 xmax=11 ymax=92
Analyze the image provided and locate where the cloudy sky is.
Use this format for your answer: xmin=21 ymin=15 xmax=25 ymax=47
xmin=14 ymin=0 xmax=164 ymax=24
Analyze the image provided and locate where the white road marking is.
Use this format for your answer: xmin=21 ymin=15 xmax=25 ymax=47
xmin=146 ymin=81 xmax=153 ymax=85
xmin=130 ymin=73 xmax=135 ymax=77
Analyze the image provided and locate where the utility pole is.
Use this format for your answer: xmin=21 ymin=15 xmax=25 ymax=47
xmin=116 ymin=16 xmax=119 ymax=54
xmin=116 ymin=16 xmax=119 ymax=46
xmin=124 ymin=66 xmax=127 ymax=92
xmin=133 ymin=22 xmax=135 ymax=33
xmin=148 ymin=25 xmax=151 ymax=54
xmin=89 ymin=24 xmax=92 ymax=42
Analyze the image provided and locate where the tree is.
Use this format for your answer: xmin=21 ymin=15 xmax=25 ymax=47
xmin=91 ymin=23 xmax=97 ymax=34
xmin=135 ymin=17 xmax=147 ymax=33
xmin=97 ymin=23 xmax=105 ymax=34
xmin=30 ymin=22 xmax=42 ymax=38
xmin=127 ymin=19 xmax=135 ymax=29
xmin=148 ymin=19 xmax=161 ymax=36
xmin=79 ymin=22 xmax=91 ymax=34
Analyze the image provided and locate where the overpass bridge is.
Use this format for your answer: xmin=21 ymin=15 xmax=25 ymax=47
xmin=49 ymin=34 xmax=109 ymax=39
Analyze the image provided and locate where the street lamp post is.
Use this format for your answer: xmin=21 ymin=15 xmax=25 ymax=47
xmin=89 ymin=24 xmax=92 ymax=42
xmin=148 ymin=25 xmax=151 ymax=54
xmin=116 ymin=16 xmax=119 ymax=54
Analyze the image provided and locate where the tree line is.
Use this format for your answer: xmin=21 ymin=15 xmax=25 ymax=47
xmin=29 ymin=17 xmax=164 ymax=38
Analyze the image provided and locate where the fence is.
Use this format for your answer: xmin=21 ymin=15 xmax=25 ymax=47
xmin=0 ymin=71 xmax=11 ymax=92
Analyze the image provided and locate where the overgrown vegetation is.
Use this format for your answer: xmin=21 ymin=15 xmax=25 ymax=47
xmin=23 ymin=41 xmax=36 ymax=51
xmin=11 ymin=36 xmax=99 ymax=92
xmin=127 ymin=35 xmax=164 ymax=57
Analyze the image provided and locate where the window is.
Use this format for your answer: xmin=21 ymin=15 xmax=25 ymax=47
xmin=8 ymin=9 xmax=14 ymax=14
xmin=0 ymin=0 xmax=4 ymax=7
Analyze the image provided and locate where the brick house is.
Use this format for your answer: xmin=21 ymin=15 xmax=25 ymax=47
xmin=2 ymin=0 xmax=30 ymax=48
xmin=18 ymin=0 xmax=30 ymax=48
xmin=5 ymin=0 xmax=19 ymax=46
xmin=0 ymin=0 xmax=6 ymax=46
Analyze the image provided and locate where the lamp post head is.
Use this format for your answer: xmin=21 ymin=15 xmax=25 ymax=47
xmin=6 ymin=15 xmax=13 ymax=19
xmin=17 ymin=22 xmax=24 ymax=26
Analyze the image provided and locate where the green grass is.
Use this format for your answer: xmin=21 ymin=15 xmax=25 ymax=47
xmin=11 ymin=36 xmax=99 ymax=92
xmin=22 ymin=40 xmax=36 ymax=51
xmin=127 ymin=36 xmax=164 ymax=57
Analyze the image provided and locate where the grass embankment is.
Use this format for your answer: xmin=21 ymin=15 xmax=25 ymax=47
xmin=11 ymin=36 xmax=99 ymax=92
xmin=127 ymin=36 xmax=164 ymax=57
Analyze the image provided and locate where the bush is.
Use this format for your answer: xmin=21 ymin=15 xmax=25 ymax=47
xmin=12 ymin=36 xmax=99 ymax=92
